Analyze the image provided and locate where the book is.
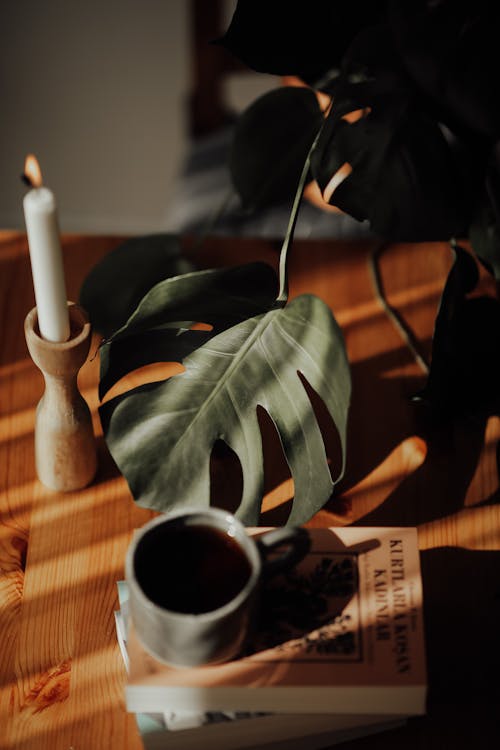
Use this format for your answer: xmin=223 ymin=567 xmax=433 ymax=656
xmin=125 ymin=526 xmax=427 ymax=716
xmin=136 ymin=713 xmax=405 ymax=750
xmin=115 ymin=581 xmax=405 ymax=749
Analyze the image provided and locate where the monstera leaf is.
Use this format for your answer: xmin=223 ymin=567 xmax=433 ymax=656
xmin=99 ymin=262 xmax=279 ymax=399
xmin=388 ymin=0 xmax=500 ymax=139
xmin=311 ymin=85 xmax=467 ymax=241
xmin=99 ymin=264 xmax=350 ymax=525
xmin=230 ymin=87 xmax=323 ymax=210
xmin=79 ymin=234 xmax=192 ymax=337
xmin=217 ymin=0 xmax=385 ymax=84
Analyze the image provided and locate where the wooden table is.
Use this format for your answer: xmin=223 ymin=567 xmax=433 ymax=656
xmin=1 ymin=231 xmax=499 ymax=749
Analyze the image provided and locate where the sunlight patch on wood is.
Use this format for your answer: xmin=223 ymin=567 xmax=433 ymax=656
xmin=419 ymin=505 xmax=500 ymax=551
xmin=3 ymin=647 xmax=121 ymax=743
xmin=335 ymin=282 xmax=441 ymax=344
xmin=20 ymin=531 xmax=131 ymax=600
xmin=464 ymin=416 xmax=500 ymax=507
xmin=0 ymin=383 xmax=103 ymax=442
xmin=261 ymin=477 xmax=294 ymax=514
xmin=0 ymin=406 xmax=35 ymax=444
xmin=344 ymin=437 xmax=427 ymax=520
xmin=102 ymin=362 xmax=185 ymax=403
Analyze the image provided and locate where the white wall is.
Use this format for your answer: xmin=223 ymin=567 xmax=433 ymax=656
xmin=0 ymin=0 xmax=189 ymax=233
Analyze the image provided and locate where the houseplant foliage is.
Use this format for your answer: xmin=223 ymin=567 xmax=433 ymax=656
xmin=221 ymin=0 xmax=497 ymax=243
xmin=221 ymin=0 xmax=500 ymax=414
xmin=84 ymin=182 xmax=351 ymax=524
xmin=80 ymin=234 xmax=193 ymax=337
xmin=98 ymin=270 xmax=350 ymax=525
xmin=81 ymin=0 xmax=500 ymax=522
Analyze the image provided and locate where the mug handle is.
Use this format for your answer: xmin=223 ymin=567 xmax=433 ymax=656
xmin=256 ymin=527 xmax=311 ymax=579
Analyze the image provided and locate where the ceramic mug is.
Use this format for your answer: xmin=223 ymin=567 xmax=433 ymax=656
xmin=125 ymin=507 xmax=311 ymax=667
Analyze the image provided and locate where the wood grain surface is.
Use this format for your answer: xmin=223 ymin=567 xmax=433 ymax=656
xmin=0 ymin=231 xmax=499 ymax=749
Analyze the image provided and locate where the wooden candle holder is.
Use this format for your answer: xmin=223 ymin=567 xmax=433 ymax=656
xmin=24 ymin=302 xmax=97 ymax=491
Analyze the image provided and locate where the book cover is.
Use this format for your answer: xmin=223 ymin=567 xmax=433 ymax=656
xmin=125 ymin=526 xmax=426 ymax=716
xmin=115 ymin=580 xmax=405 ymax=749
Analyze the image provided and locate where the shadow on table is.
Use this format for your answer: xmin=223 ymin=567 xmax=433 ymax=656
xmin=225 ymin=343 xmax=428 ymax=526
xmin=421 ymin=546 xmax=500 ymax=708
xmin=90 ymin=330 xmax=498 ymax=532
xmin=334 ymin=341 xmax=499 ymax=528
xmin=315 ymin=546 xmax=500 ymax=748
xmin=4 ymin=546 xmax=498 ymax=750
xmin=352 ymin=411 xmax=499 ymax=527
xmin=254 ymin=339 xmax=499 ymax=527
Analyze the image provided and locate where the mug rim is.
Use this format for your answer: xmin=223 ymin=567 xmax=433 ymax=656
xmin=125 ymin=507 xmax=261 ymax=623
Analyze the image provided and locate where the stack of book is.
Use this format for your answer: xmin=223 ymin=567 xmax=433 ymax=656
xmin=116 ymin=526 xmax=427 ymax=749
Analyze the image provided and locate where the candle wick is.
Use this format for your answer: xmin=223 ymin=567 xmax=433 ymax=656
xmin=21 ymin=173 xmax=34 ymax=188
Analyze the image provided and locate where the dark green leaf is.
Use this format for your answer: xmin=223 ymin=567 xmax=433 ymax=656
xmin=230 ymin=87 xmax=323 ymax=210
xmin=100 ymin=280 xmax=350 ymax=526
xmin=99 ymin=329 xmax=211 ymax=402
xmin=99 ymin=262 xmax=279 ymax=400
xmin=104 ymin=262 xmax=279 ymax=346
xmin=388 ymin=0 xmax=500 ymax=139
xmin=79 ymin=234 xmax=193 ymax=337
xmin=217 ymin=0 xmax=386 ymax=83
xmin=417 ymin=245 xmax=500 ymax=415
xmin=311 ymin=89 xmax=467 ymax=240
xmin=428 ymin=245 xmax=479 ymax=357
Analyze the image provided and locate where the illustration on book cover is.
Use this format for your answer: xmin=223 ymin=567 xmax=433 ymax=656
xmin=247 ymin=528 xmax=421 ymax=676
xmin=250 ymin=544 xmax=361 ymax=661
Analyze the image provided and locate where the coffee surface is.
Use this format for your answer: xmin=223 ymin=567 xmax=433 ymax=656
xmin=134 ymin=523 xmax=252 ymax=614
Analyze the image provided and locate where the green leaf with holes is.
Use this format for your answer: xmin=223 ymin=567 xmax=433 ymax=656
xmin=312 ymin=93 xmax=467 ymax=241
xmin=99 ymin=265 xmax=350 ymax=525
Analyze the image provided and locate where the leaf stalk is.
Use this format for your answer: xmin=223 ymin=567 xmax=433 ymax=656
xmin=276 ymin=124 xmax=326 ymax=305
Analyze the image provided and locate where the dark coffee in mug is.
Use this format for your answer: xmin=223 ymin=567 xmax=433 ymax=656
xmin=126 ymin=508 xmax=310 ymax=666
xmin=134 ymin=523 xmax=252 ymax=614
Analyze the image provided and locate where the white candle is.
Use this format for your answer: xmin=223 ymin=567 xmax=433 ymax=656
xmin=23 ymin=155 xmax=70 ymax=343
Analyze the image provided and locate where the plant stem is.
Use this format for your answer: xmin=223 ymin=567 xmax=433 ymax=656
xmin=369 ymin=241 xmax=430 ymax=375
xmin=276 ymin=127 xmax=325 ymax=305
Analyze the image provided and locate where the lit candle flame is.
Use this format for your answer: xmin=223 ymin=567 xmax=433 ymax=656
xmin=24 ymin=154 xmax=43 ymax=188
